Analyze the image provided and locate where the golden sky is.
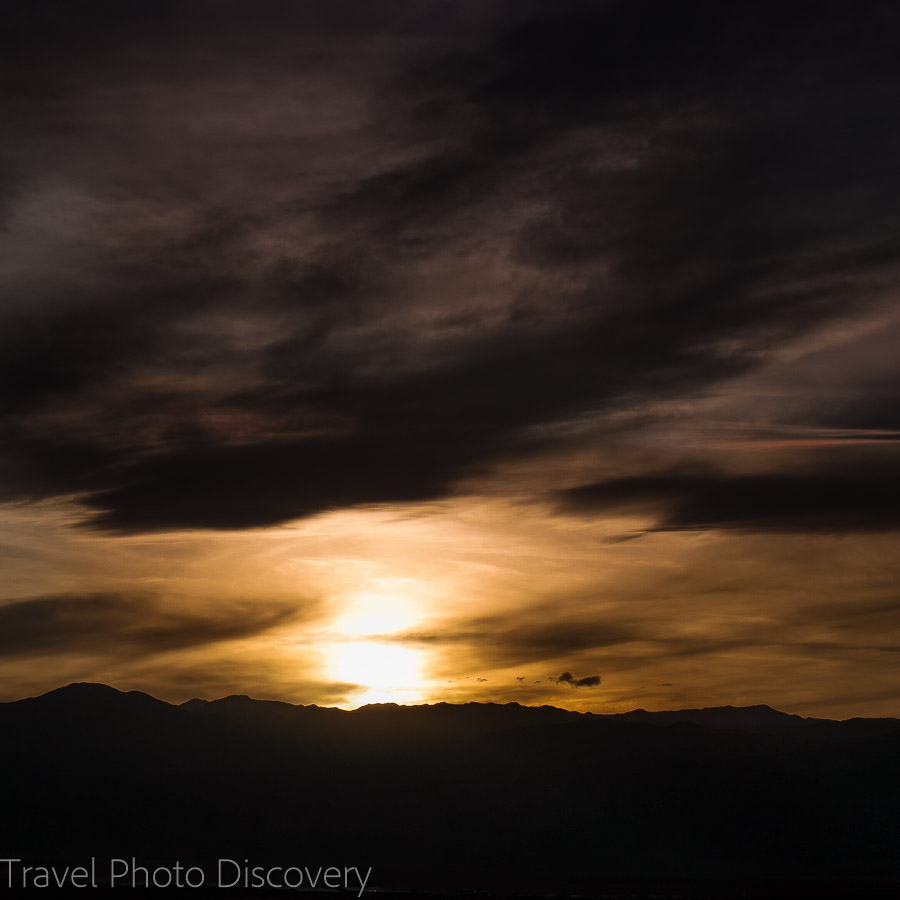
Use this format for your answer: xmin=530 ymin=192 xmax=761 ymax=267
xmin=2 ymin=1 xmax=900 ymax=718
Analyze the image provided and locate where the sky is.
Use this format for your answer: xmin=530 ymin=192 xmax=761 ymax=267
xmin=2 ymin=0 xmax=900 ymax=717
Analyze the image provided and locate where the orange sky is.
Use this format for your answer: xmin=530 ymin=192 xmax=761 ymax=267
xmin=2 ymin=1 xmax=899 ymax=719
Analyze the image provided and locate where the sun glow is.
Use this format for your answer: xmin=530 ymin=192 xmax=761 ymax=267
xmin=330 ymin=641 xmax=424 ymax=695
xmin=333 ymin=591 xmax=420 ymax=636
xmin=323 ymin=585 xmax=433 ymax=705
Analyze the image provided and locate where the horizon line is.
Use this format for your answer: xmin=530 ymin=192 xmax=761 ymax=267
xmin=5 ymin=681 xmax=896 ymax=724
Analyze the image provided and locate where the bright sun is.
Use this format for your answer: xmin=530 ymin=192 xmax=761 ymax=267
xmin=330 ymin=641 xmax=423 ymax=692
xmin=325 ymin=588 xmax=429 ymax=705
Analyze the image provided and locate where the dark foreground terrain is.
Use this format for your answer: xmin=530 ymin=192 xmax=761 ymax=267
xmin=2 ymin=684 xmax=899 ymax=897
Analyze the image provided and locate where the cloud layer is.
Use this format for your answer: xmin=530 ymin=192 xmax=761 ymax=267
xmin=0 ymin=592 xmax=302 ymax=658
xmin=2 ymin=1 xmax=899 ymax=532
xmin=2 ymin=2 xmax=900 ymax=716
xmin=558 ymin=462 xmax=900 ymax=534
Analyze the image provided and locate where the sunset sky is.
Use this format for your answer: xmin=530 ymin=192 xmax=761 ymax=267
xmin=2 ymin=0 xmax=900 ymax=717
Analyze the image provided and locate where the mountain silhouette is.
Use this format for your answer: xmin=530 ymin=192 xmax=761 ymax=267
xmin=2 ymin=684 xmax=898 ymax=897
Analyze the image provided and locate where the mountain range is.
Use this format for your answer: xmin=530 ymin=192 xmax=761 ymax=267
xmin=2 ymin=683 xmax=899 ymax=897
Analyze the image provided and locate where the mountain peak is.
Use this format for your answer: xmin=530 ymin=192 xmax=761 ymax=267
xmin=50 ymin=682 xmax=124 ymax=696
xmin=25 ymin=682 xmax=170 ymax=714
xmin=180 ymin=697 xmax=210 ymax=710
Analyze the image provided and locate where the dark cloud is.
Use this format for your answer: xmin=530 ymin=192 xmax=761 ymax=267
xmin=2 ymin=1 xmax=900 ymax=531
xmin=558 ymin=463 xmax=900 ymax=534
xmin=0 ymin=593 xmax=302 ymax=658
xmin=556 ymin=672 xmax=601 ymax=688
xmin=400 ymin=615 xmax=638 ymax=668
xmin=80 ymin=436 xmax=481 ymax=531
